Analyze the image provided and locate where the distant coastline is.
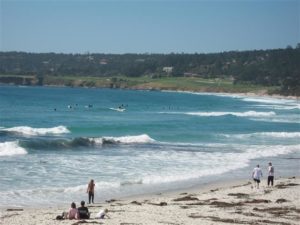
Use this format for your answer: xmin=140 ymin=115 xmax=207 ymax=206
xmin=1 ymin=75 xmax=298 ymax=99
xmin=1 ymin=48 xmax=299 ymax=96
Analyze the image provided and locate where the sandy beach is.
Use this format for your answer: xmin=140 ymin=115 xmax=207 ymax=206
xmin=1 ymin=177 xmax=299 ymax=225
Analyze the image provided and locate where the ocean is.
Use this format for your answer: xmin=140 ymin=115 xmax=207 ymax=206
xmin=0 ymin=86 xmax=299 ymax=207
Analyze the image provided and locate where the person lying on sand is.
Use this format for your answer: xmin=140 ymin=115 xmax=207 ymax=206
xmin=96 ymin=208 xmax=110 ymax=219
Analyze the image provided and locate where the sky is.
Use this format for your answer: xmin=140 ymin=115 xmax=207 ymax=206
xmin=0 ymin=0 xmax=299 ymax=54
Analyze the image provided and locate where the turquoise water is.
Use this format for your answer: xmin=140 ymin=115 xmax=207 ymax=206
xmin=0 ymin=86 xmax=299 ymax=207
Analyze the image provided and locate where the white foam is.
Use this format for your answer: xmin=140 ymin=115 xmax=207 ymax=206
xmin=89 ymin=137 xmax=104 ymax=145
xmin=63 ymin=181 xmax=119 ymax=193
xmin=109 ymin=134 xmax=155 ymax=144
xmin=223 ymin=132 xmax=300 ymax=139
xmin=241 ymin=97 xmax=296 ymax=105
xmin=243 ymin=144 xmax=300 ymax=159
xmin=185 ymin=111 xmax=276 ymax=117
xmin=0 ymin=141 xmax=28 ymax=156
xmin=250 ymin=117 xmax=300 ymax=124
xmin=0 ymin=126 xmax=70 ymax=136
xmin=161 ymin=90 xmax=243 ymax=99
xmin=90 ymin=134 xmax=155 ymax=145
xmin=141 ymin=144 xmax=300 ymax=185
xmin=254 ymin=104 xmax=300 ymax=110
xmin=0 ymin=181 xmax=120 ymax=207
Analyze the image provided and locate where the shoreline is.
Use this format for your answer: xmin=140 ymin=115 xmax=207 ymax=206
xmin=1 ymin=176 xmax=299 ymax=225
xmin=160 ymin=89 xmax=299 ymax=100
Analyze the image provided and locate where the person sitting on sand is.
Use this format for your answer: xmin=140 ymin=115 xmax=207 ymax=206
xmin=77 ymin=200 xmax=90 ymax=219
xmin=67 ymin=202 xmax=79 ymax=220
xmin=252 ymin=164 xmax=263 ymax=189
xmin=96 ymin=208 xmax=110 ymax=219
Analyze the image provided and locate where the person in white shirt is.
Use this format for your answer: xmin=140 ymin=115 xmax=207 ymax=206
xmin=252 ymin=164 xmax=263 ymax=189
xmin=96 ymin=208 xmax=110 ymax=219
xmin=267 ymin=162 xmax=274 ymax=187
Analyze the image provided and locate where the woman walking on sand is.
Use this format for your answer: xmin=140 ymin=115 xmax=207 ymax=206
xmin=87 ymin=179 xmax=95 ymax=204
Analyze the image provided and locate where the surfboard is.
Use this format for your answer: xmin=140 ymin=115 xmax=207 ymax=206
xmin=109 ymin=107 xmax=126 ymax=112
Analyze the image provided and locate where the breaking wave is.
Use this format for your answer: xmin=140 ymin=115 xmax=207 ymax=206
xmin=0 ymin=126 xmax=70 ymax=136
xmin=91 ymin=134 xmax=155 ymax=145
xmin=0 ymin=141 xmax=28 ymax=157
xmin=21 ymin=134 xmax=155 ymax=149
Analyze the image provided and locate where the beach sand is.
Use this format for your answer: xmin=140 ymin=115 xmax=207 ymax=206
xmin=1 ymin=177 xmax=299 ymax=225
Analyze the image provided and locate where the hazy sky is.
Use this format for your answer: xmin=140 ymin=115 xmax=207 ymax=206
xmin=1 ymin=0 xmax=299 ymax=54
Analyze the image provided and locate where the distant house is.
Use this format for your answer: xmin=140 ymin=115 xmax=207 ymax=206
xmin=100 ymin=59 xmax=108 ymax=65
xmin=162 ymin=67 xmax=173 ymax=74
xmin=87 ymin=56 xmax=94 ymax=61
xmin=135 ymin=58 xmax=145 ymax=62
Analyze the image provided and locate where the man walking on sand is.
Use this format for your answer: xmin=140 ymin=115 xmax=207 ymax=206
xmin=268 ymin=162 xmax=274 ymax=187
xmin=252 ymin=164 xmax=263 ymax=189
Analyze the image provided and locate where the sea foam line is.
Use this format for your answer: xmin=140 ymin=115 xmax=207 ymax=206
xmin=254 ymin=104 xmax=300 ymax=110
xmin=160 ymin=111 xmax=276 ymax=117
xmin=0 ymin=125 xmax=70 ymax=136
xmin=222 ymin=132 xmax=300 ymax=139
xmin=186 ymin=111 xmax=276 ymax=117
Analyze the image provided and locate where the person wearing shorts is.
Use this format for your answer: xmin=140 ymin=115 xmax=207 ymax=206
xmin=252 ymin=164 xmax=263 ymax=189
xmin=267 ymin=162 xmax=274 ymax=187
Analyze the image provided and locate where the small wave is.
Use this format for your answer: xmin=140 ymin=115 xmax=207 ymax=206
xmin=185 ymin=111 xmax=276 ymax=117
xmin=250 ymin=117 xmax=300 ymax=124
xmin=244 ymin=144 xmax=300 ymax=159
xmin=0 ymin=141 xmax=28 ymax=157
xmin=254 ymin=104 xmax=300 ymax=110
xmin=222 ymin=132 xmax=300 ymax=139
xmin=241 ymin=97 xmax=296 ymax=105
xmin=0 ymin=126 xmax=70 ymax=136
xmin=120 ymin=179 xmax=143 ymax=186
xmin=253 ymin=132 xmax=300 ymax=138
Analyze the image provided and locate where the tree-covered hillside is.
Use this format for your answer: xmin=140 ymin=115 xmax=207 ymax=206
xmin=0 ymin=47 xmax=299 ymax=95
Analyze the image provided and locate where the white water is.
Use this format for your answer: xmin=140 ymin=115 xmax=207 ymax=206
xmin=0 ymin=125 xmax=70 ymax=136
xmin=0 ymin=141 xmax=28 ymax=156
xmin=1 ymin=87 xmax=299 ymax=207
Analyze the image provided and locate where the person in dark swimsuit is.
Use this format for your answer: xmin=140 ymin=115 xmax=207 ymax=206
xmin=87 ymin=179 xmax=95 ymax=204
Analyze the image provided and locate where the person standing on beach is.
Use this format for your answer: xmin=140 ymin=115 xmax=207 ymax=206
xmin=252 ymin=164 xmax=263 ymax=189
xmin=87 ymin=179 xmax=95 ymax=204
xmin=267 ymin=162 xmax=274 ymax=187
